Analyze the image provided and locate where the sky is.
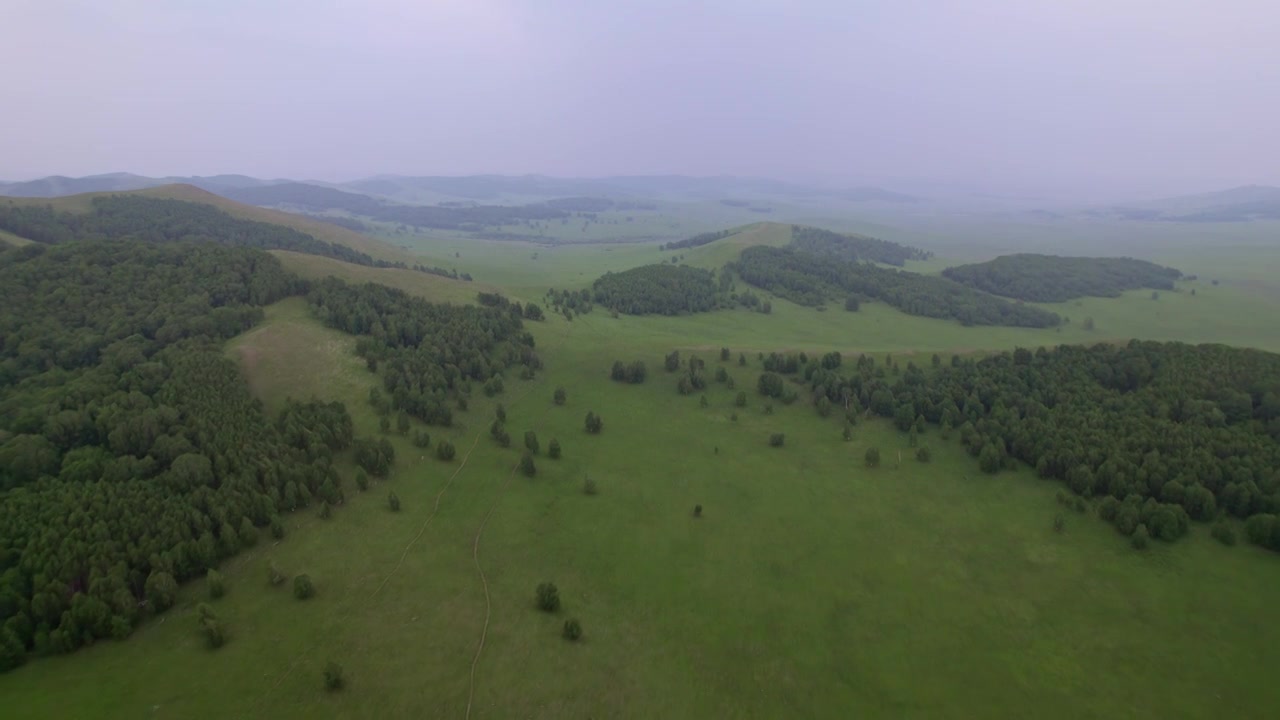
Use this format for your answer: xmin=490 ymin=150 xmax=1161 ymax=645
xmin=3 ymin=0 xmax=1278 ymax=200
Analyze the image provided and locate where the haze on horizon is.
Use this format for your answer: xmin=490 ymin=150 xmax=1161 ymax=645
xmin=3 ymin=0 xmax=1278 ymax=202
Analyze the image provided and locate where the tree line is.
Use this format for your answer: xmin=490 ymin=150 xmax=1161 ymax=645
xmin=940 ymin=253 xmax=1183 ymax=302
xmin=732 ymin=246 xmax=1061 ymax=327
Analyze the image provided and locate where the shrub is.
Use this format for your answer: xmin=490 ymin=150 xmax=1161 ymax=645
xmin=554 ymin=387 xmax=567 ymax=405
xmin=865 ymin=447 xmax=881 ymax=468
xmin=355 ymin=470 xmax=369 ymax=491
xmin=1131 ymin=524 xmax=1150 ymax=550
xmin=693 ymin=504 xmax=703 ymax=518
xmin=413 ymin=430 xmax=431 ymax=448
xmin=207 ymin=570 xmax=225 ymax=600
xmin=270 ymin=515 xmax=286 ymax=539
xmin=323 ymin=661 xmax=345 ymax=691
xmin=524 ymin=430 xmax=540 ymax=454
xmin=563 ymin=618 xmax=583 ymax=641
xmin=769 ymin=433 xmax=785 ymax=447
xmin=548 ymin=439 xmax=561 ymax=459
xmin=915 ymin=446 xmax=931 ymax=462
xmin=536 ymin=582 xmax=560 ymax=612
xmin=198 ymin=607 xmax=225 ymax=649
xmin=294 ymin=574 xmax=315 ymax=600
xmin=735 ymin=391 xmax=747 ymax=407
xmin=1212 ymin=521 xmax=1238 ymax=547
xmin=582 ymin=476 xmax=598 ymax=495
xmin=730 ymin=411 xmax=739 ymax=422
xmin=1053 ymin=514 xmax=1065 ymax=533
xmin=436 ymin=441 xmax=457 ymax=461
xmin=388 ymin=492 xmax=401 ymax=512
xmin=520 ymin=452 xmax=537 ymax=477
xmin=319 ymin=502 xmax=332 ymax=520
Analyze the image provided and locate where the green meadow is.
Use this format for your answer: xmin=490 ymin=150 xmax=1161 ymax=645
xmin=3 ymin=222 xmax=1280 ymax=719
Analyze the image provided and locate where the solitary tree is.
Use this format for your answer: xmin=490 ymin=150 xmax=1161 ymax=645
xmin=582 ymin=476 xmax=598 ymax=495
xmin=585 ymin=411 xmax=603 ymax=434
xmin=865 ymin=447 xmax=881 ymax=468
xmin=436 ymin=441 xmax=457 ymax=461
xmin=496 ymin=403 xmax=506 ymax=422
xmin=548 ymin=439 xmax=561 ymax=459
xmin=413 ymin=430 xmax=430 ymax=448
xmin=720 ymin=347 xmax=731 ymax=361
xmin=735 ymin=391 xmax=747 ymax=407
xmin=388 ymin=491 xmax=401 ymax=512
xmin=915 ymin=446 xmax=932 ymax=463
xmin=769 ymin=433 xmax=786 ymax=447
xmin=554 ymin=387 xmax=567 ymax=405
xmin=145 ymin=570 xmax=179 ymax=612
xmin=294 ymin=574 xmax=315 ymax=600
xmin=323 ymin=661 xmax=345 ymax=691
xmin=536 ymin=582 xmax=561 ymax=612
xmin=271 ymin=516 xmax=286 ymax=539
xmin=842 ymin=424 xmax=853 ymax=442
xmin=563 ymin=618 xmax=583 ymax=641
xmin=319 ymin=502 xmax=332 ymax=520
xmin=355 ymin=469 xmax=369 ymax=491
xmin=693 ymin=504 xmax=703 ymax=518
xmin=520 ymin=451 xmax=537 ymax=477
xmin=525 ymin=430 xmax=540 ymax=454
xmin=700 ymin=394 xmax=709 ymax=408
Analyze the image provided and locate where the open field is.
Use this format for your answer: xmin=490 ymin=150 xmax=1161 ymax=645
xmin=4 ymin=289 xmax=1280 ymax=719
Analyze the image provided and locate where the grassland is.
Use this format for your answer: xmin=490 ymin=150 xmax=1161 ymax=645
xmin=5 ymin=277 xmax=1280 ymax=719
xmin=3 ymin=217 xmax=1280 ymax=718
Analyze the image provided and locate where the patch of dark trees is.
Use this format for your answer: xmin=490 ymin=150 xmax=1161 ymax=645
xmin=309 ymin=283 xmax=539 ymax=427
xmin=591 ymin=264 xmax=720 ymax=316
xmin=732 ymin=246 xmax=1061 ymax=327
xmin=790 ymin=225 xmax=931 ymax=266
xmin=940 ymin=254 xmax=1183 ymax=302
xmin=793 ymin=341 xmax=1280 ymax=550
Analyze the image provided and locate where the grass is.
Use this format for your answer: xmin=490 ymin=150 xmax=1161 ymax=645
xmin=5 ymin=295 xmax=1280 ymax=719
xmin=272 ymin=251 xmax=495 ymax=305
xmin=0 ymin=228 xmax=31 ymax=246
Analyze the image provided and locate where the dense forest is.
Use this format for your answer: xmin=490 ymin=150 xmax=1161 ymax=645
xmin=790 ymin=226 xmax=931 ymax=266
xmin=941 ymin=254 xmax=1183 ymax=302
xmin=0 ymin=236 xmax=533 ymax=670
xmin=591 ymin=264 xmax=720 ymax=315
xmin=0 ymin=196 xmax=406 ymax=268
xmin=307 ymin=280 xmax=538 ymax=426
xmin=0 ymin=241 xmax=361 ymax=670
xmin=733 ymin=246 xmax=1060 ymax=327
xmin=790 ymin=341 xmax=1280 ymax=549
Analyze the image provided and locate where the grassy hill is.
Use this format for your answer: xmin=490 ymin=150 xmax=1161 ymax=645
xmin=272 ymin=250 xmax=493 ymax=305
xmin=1 ymin=184 xmax=411 ymax=263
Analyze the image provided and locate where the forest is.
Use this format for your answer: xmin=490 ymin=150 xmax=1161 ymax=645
xmin=789 ymin=225 xmax=932 ymax=266
xmin=0 ymin=237 xmax=533 ymax=671
xmin=733 ymin=246 xmax=1061 ymax=327
xmin=307 ymin=279 xmax=538 ymax=427
xmin=0 ymin=196 xmax=406 ymax=270
xmin=591 ymin=264 xmax=720 ymax=316
xmin=794 ymin=341 xmax=1280 ymax=549
xmin=0 ymin=241 xmax=359 ymax=670
xmin=941 ymin=254 xmax=1183 ymax=302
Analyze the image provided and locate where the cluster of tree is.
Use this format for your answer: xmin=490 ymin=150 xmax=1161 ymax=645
xmin=661 ymin=228 xmax=733 ymax=250
xmin=789 ymin=225 xmax=931 ymax=266
xmin=308 ymin=280 xmax=539 ymax=427
xmin=0 ymin=196 xmax=395 ymax=269
xmin=0 ymin=240 xmax=369 ymax=670
xmin=940 ymin=254 xmax=1183 ymax=302
xmin=476 ymin=292 xmax=545 ymax=321
xmin=591 ymin=264 xmax=720 ymax=316
xmin=307 ymin=214 xmax=367 ymax=232
xmin=802 ymin=341 xmax=1280 ymax=549
xmin=732 ymin=246 xmax=1061 ymax=327
xmin=544 ymin=287 xmax=594 ymax=317
xmin=610 ymin=360 xmax=648 ymax=384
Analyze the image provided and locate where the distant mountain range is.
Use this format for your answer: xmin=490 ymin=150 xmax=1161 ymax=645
xmin=1076 ymin=185 xmax=1280 ymax=223
xmin=0 ymin=172 xmax=919 ymax=206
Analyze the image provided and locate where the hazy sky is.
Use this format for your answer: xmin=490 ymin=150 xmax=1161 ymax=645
xmin=4 ymin=0 xmax=1277 ymax=199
